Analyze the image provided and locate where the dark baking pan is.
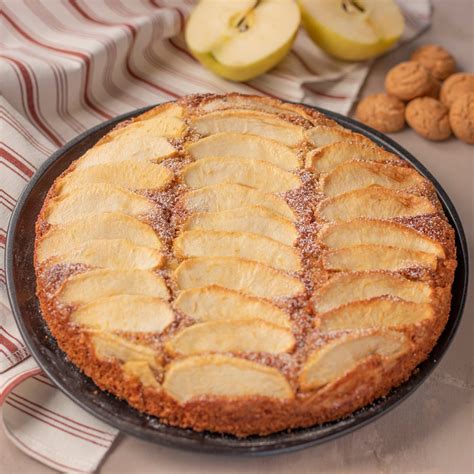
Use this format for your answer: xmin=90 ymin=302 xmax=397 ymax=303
xmin=6 ymin=103 xmax=469 ymax=455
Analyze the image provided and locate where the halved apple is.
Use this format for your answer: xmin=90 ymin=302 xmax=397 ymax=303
xmin=191 ymin=110 xmax=305 ymax=146
xmin=299 ymin=331 xmax=409 ymax=391
xmin=182 ymin=157 xmax=302 ymax=193
xmin=43 ymin=184 xmax=154 ymax=225
xmin=174 ymin=257 xmax=305 ymax=298
xmin=181 ymin=183 xmax=295 ymax=220
xmin=37 ymin=212 xmax=161 ymax=262
xmin=319 ymin=220 xmax=445 ymax=257
xmin=174 ymin=230 xmax=301 ymax=272
xmin=313 ymin=272 xmax=432 ymax=313
xmin=92 ymin=332 xmax=159 ymax=368
xmin=306 ymin=141 xmax=400 ymax=173
xmin=185 ymin=0 xmax=300 ymax=82
xmin=163 ymin=354 xmax=293 ymax=402
xmin=317 ymin=298 xmax=434 ymax=332
xmin=321 ymin=161 xmax=425 ymax=197
xmin=298 ymin=0 xmax=404 ymax=61
xmin=56 ymin=161 xmax=173 ymax=195
xmin=50 ymin=239 xmax=164 ymax=270
xmin=174 ymin=286 xmax=291 ymax=328
xmin=57 ymin=269 xmax=169 ymax=305
xmin=166 ymin=320 xmax=295 ymax=356
xmin=186 ymin=133 xmax=300 ymax=170
xmin=183 ymin=206 xmax=298 ymax=246
xmin=323 ymin=245 xmax=438 ymax=272
xmin=72 ymin=295 xmax=173 ymax=333
xmin=317 ymin=187 xmax=436 ymax=222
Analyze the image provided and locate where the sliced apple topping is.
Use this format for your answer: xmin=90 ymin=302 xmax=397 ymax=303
xmin=163 ymin=354 xmax=293 ymax=402
xmin=305 ymin=125 xmax=362 ymax=149
xmin=319 ymin=220 xmax=445 ymax=257
xmin=313 ymin=272 xmax=432 ymax=313
xmin=183 ymin=206 xmax=298 ymax=246
xmin=37 ymin=213 xmax=161 ymax=262
xmin=322 ymin=161 xmax=424 ymax=197
xmin=186 ymin=133 xmax=300 ymax=170
xmin=317 ymin=298 xmax=434 ymax=333
xmin=167 ymin=320 xmax=295 ymax=356
xmin=181 ymin=183 xmax=295 ymax=220
xmin=174 ymin=286 xmax=291 ymax=328
xmin=122 ymin=361 xmax=161 ymax=389
xmin=323 ymin=245 xmax=438 ymax=272
xmin=192 ymin=110 xmax=304 ymax=146
xmin=174 ymin=231 xmax=301 ymax=272
xmin=91 ymin=332 xmax=159 ymax=368
xmin=317 ymin=187 xmax=437 ymax=222
xmin=300 ymin=332 xmax=409 ymax=391
xmin=43 ymin=183 xmax=153 ymax=225
xmin=174 ymin=257 xmax=305 ymax=298
xmin=306 ymin=141 xmax=401 ymax=173
xmin=72 ymin=295 xmax=173 ymax=333
xmin=56 ymin=161 xmax=173 ymax=194
xmin=182 ymin=157 xmax=302 ymax=193
xmin=50 ymin=239 xmax=164 ymax=270
xmin=57 ymin=269 xmax=169 ymax=305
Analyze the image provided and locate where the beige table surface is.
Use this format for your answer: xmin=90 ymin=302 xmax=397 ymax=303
xmin=1 ymin=1 xmax=472 ymax=472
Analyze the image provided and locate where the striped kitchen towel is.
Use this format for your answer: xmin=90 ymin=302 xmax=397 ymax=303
xmin=0 ymin=0 xmax=431 ymax=471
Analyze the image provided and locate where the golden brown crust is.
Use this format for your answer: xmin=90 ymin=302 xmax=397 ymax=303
xmin=440 ymin=73 xmax=474 ymax=108
xmin=34 ymin=93 xmax=457 ymax=437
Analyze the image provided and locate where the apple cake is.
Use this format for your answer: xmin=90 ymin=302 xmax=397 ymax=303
xmin=34 ymin=93 xmax=457 ymax=437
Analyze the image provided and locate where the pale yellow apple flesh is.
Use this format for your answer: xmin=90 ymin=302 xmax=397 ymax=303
xmin=298 ymin=0 xmax=404 ymax=61
xmin=185 ymin=0 xmax=300 ymax=81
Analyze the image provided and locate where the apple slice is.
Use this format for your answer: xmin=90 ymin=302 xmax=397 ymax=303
xmin=91 ymin=332 xmax=159 ymax=368
xmin=306 ymin=141 xmax=401 ymax=173
xmin=299 ymin=0 xmax=404 ymax=61
xmin=186 ymin=133 xmax=300 ymax=170
xmin=322 ymin=161 xmax=425 ymax=197
xmin=174 ymin=286 xmax=291 ymax=328
xmin=319 ymin=220 xmax=445 ymax=257
xmin=191 ymin=110 xmax=305 ymax=146
xmin=182 ymin=157 xmax=302 ymax=193
xmin=317 ymin=187 xmax=436 ymax=222
xmin=323 ymin=245 xmax=438 ymax=272
xmin=313 ymin=272 xmax=432 ymax=313
xmin=183 ymin=206 xmax=298 ymax=246
xmin=181 ymin=183 xmax=295 ymax=221
xmin=49 ymin=239 xmax=164 ymax=270
xmin=174 ymin=230 xmax=301 ymax=272
xmin=37 ymin=213 xmax=161 ymax=262
xmin=72 ymin=295 xmax=173 ymax=333
xmin=56 ymin=161 xmax=173 ymax=195
xmin=299 ymin=331 xmax=409 ymax=391
xmin=57 ymin=269 xmax=169 ymax=305
xmin=167 ymin=320 xmax=295 ymax=356
xmin=185 ymin=0 xmax=300 ymax=82
xmin=317 ymin=298 xmax=434 ymax=332
xmin=305 ymin=125 xmax=363 ymax=148
xmin=43 ymin=183 xmax=153 ymax=225
xmin=122 ymin=361 xmax=161 ymax=389
xmin=163 ymin=354 xmax=293 ymax=402
xmin=174 ymin=257 xmax=305 ymax=298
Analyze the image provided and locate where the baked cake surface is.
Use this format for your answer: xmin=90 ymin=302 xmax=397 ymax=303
xmin=34 ymin=94 xmax=457 ymax=437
